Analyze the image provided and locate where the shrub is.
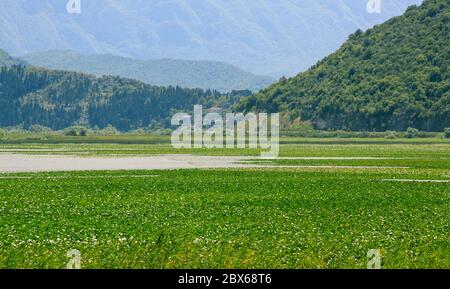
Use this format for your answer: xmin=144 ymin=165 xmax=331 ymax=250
xmin=29 ymin=125 xmax=52 ymax=133
xmin=63 ymin=126 xmax=89 ymax=137
xmin=405 ymin=127 xmax=419 ymax=138
xmin=5 ymin=126 xmax=26 ymax=134
xmin=0 ymin=128 xmax=6 ymax=139
xmin=79 ymin=129 xmax=88 ymax=137
xmin=384 ymin=131 xmax=397 ymax=139
xmin=129 ymin=128 xmax=146 ymax=135
xmin=64 ymin=128 xmax=78 ymax=136
xmin=98 ymin=124 xmax=119 ymax=136
xmin=444 ymin=127 xmax=450 ymax=139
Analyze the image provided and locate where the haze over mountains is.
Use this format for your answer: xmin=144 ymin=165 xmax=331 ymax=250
xmin=22 ymin=50 xmax=275 ymax=92
xmin=0 ymin=0 xmax=422 ymax=77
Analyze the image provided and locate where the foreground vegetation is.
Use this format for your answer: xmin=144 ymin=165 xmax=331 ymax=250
xmin=0 ymin=139 xmax=448 ymax=268
xmin=0 ymin=168 xmax=448 ymax=269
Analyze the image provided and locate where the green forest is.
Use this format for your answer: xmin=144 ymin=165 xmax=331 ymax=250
xmin=0 ymin=65 xmax=242 ymax=131
xmin=238 ymin=0 xmax=449 ymax=132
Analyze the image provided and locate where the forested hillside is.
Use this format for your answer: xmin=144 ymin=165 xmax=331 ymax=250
xmin=238 ymin=0 xmax=449 ymax=131
xmin=0 ymin=65 xmax=238 ymax=131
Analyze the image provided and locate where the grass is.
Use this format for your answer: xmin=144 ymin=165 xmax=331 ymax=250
xmin=1 ymin=133 xmax=449 ymax=145
xmin=1 ymin=135 xmax=450 ymax=158
xmin=246 ymin=158 xmax=450 ymax=170
xmin=0 ymin=136 xmax=448 ymax=269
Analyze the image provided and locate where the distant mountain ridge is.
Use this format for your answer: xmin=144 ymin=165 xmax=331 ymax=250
xmin=238 ymin=0 xmax=449 ymax=132
xmin=0 ymin=49 xmax=24 ymax=67
xmin=22 ymin=50 xmax=275 ymax=92
xmin=0 ymin=0 xmax=423 ymax=76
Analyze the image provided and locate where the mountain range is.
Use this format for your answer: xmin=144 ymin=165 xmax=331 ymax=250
xmin=22 ymin=50 xmax=275 ymax=92
xmin=0 ymin=0 xmax=423 ymax=77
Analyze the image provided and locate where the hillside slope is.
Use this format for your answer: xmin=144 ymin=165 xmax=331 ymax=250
xmin=0 ymin=65 xmax=238 ymax=131
xmin=239 ymin=0 xmax=449 ymax=131
xmin=22 ymin=51 xmax=275 ymax=92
